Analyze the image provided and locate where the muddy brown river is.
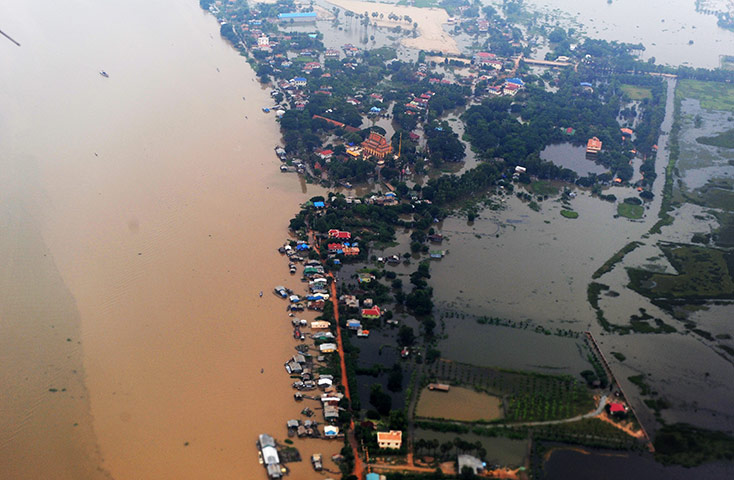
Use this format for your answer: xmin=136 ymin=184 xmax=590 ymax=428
xmin=0 ymin=1 xmax=337 ymax=478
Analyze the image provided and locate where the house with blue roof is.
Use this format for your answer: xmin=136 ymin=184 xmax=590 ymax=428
xmin=278 ymin=12 xmax=317 ymax=22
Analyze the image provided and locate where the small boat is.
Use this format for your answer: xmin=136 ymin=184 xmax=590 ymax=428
xmin=262 ymin=107 xmax=270 ymax=113
xmin=99 ymin=71 xmax=109 ymax=78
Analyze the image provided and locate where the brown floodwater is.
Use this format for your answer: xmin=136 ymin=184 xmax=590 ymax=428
xmin=0 ymin=0 xmax=338 ymax=478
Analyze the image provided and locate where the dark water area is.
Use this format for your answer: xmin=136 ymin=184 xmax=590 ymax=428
xmin=542 ymin=447 xmax=734 ymax=480
xmin=540 ymin=143 xmax=608 ymax=176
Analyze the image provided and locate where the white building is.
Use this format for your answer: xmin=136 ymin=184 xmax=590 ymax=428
xmin=377 ymin=430 xmax=402 ymax=449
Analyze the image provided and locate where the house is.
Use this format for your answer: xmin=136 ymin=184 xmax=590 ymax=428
xmin=328 ymin=229 xmax=351 ymax=239
xmin=346 ymin=319 xmax=362 ymax=330
xmin=609 ymin=402 xmax=627 ymax=416
xmin=361 ymin=306 xmax=381 ymax=319
xmin=473 ymin=51 xmax=497 ymax=65
xmin=323 ymin=405 xmax=340 ymax=421
xmin=587 ymin=137 xmax=603 ymax=155
xmin=503 ymin=82 xmax=521 ymax=96
xmin=257 ymin=34 xmax=270 ymax=47
xmin=506 ymin=77 xmax=525 ymax=87
xmin=357 ymin=272 xmax=374 ymax=283
xmin=277 ymin=12 xmax=317 ymax=22
xmin=311 ymin=320 xmax=330 ymax=329
xmin=361 ymin=132 xmax=393 ymax=159
xmin=317 ymin=149 xmax=333 ymax=160
xmin=325 ymin=48 xmax=340 ymax=58
xmin=377 ymin=430 xmax=402 ymax=449
xmin=515 ymin=166 xmax=527 ymax=174
xmin=620 ymin=127 xmax=634 ymax=136
xmin=292 ymin=77 xmax=307 ymax=87
xmin=340 ymin=294 xmax=359 ymax=308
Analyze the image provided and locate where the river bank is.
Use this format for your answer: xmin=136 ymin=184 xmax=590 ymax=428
xmin=0 ymin=0 xmax=338 ymax=478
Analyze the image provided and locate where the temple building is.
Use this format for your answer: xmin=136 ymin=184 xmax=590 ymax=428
xmin=361 ymin=131 xmax=393 ymax=159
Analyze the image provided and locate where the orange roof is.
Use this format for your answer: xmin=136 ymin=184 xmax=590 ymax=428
xmin=620 ymin=127 xmax=633 ymax=135
xmin=377 ymin=430 xmax=402 ymax=442
xmin=587 ymin=137 xmax=602 ymax=150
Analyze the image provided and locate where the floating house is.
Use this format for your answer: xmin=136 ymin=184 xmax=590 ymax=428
xmin=311 ymin=320 xmax=330 ymax=329
xmin=319 ymin=343 xmax=337 ymax=353
xmin=258 ymin=434 xmax=283 ymax=479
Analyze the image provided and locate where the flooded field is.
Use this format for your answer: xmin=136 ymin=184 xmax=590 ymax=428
xmin=439 ymin=320 xmax=591 ymax=376
xmin=515 ymin=0 xmax=734 ymax=68
xmin=540 ymin=143 xmax=609 ymax=176
xmin=414 ymin=428 xmax=527 ymax=467
xmin=416 ymin=386 xmax=503 ymax=422
xmin=542 ymin=446 xmax=733 ymax=480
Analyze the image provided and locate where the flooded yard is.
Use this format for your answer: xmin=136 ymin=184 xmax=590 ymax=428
xmin=540 ymin=143 xmax=609 ymax=176
xmin=414 ymin=428 xmax=527 ymax=467
xmin=416 ymin=386 xmax=503 ymax=422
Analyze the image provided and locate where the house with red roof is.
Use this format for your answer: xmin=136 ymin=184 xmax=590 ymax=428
xmin=328 ymin=229 xmax=351 ymax=239
xmin=608 ymin=402 xmax=627 ymax=416
xmin=361 ymin=305 xmax=381 ymax=319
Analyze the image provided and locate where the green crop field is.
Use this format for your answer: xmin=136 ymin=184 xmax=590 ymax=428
xmin=424 ymin=359 xmax=595 ymax=423
xmin=620 ymin=84 xmax=653 ymax=101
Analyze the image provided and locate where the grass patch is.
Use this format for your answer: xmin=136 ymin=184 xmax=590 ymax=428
xmin=620 ymin=84 xmax=653 ymax=101
xmin=654 ymin=423 xmax=734 ymax=467
xmin=617 ymin=203 xmax=644 ymax=219
xmin=696 ymin=128 xmax=734 ymax=149
xmin=627 ymin=244 xmax=734 ymax=299
xmin=677 ymin=79 xmax=734 ymax=112
xmin=530 ymin=180 xmax=559 ymax=196
xmin=560 ymin=209 xmax=579 ymax=219
xmin=592 ymin=241 xmax=643 ymax=279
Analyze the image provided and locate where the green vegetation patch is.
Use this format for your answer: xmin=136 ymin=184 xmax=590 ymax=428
xmin=531 ymin=180 xmax=559 ymax=196
xmin=592 ymin=241 xmax=643 ymax=279
xmin=677 ymin=79 xmax=734 ymax=112
xmin=425 ymin=359 xmax=595 ymax=423
xmin=628 ymin=244 xmax=734 ymax=299
xmin=691 ymin=181 xmax=734 ymax=211
xmin=620 ymin=84 xmax=653 ymax=101
xmin=713 ymin=211 xmax=734 ymax=247
xmin=611 ymin=352 xmax=626 ymax=362
xmin=627 ymin=375 xmax=651 ymax=396
xmin=696 ymin=128 xmax=734 ymax=149
xmin=654 ymin=423 xmax=734 ymax=467
xmin=560 ymin=209 xmax=579 ymax=219
xmin=617 ymin=203 xmax=644 ymax=219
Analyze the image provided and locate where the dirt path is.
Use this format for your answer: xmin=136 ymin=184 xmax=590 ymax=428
xmin=328 ymin=273 xmax=364 ymax=479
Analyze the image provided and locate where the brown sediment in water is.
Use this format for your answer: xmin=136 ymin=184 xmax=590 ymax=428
xmin=1 ymin=0 xmax=339 ymax=478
